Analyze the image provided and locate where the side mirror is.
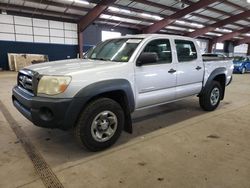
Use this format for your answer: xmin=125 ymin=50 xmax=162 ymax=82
xmin=136 ymin=52 xmax=158 ymax=66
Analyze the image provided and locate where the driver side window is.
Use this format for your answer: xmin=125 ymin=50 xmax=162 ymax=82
xmin=142 ymin=39 xmax=172 ymax=64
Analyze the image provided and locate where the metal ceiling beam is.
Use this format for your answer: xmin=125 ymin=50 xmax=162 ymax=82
xmin=182 ymin=0 xmax=249 ymax=27
xmin=0 ymin=3 xmax=80 ymax=20
xmin=4 ymin=10 xmax=78 ymax=23
xmin=187 ymin=10 xmax=250 ymax=38
xmin=17 ymin=0 xmax=236 ymax=35
xmin=181 ymin=0 xmax=250 ymax=27
xmin=223 ymin=0 xmax=247 ymax=11
xmin=111 ymin=3 xmax=237 ymax=33
xmin=234 ymin=37 xmax=250 ymax=46
xmin=143 ymin=0 xmax=219 ymax=34
xmin=133 ymin=0 xmax=218 ymax=22
xmin=78 ymin=0 xmax=116 ymax=32
xmin=212 ymin=27 xmax=250 ymax=44
xmin=24 ymin=0 xmax=90 ymax=12
xmin=133 ymin=0 xmax=246 ymax=28
xmin=97 ymin=18 xmax=143 ymax=30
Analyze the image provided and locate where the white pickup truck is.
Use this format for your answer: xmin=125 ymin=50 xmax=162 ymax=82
xmin=12 ymin=34 xmax=233 ymax=151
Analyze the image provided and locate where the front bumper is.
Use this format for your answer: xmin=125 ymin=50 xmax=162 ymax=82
xmin=233 ymin=66 xmax=242 ymax=73
xmin=12 ymin=86 xmax=74 ymax=129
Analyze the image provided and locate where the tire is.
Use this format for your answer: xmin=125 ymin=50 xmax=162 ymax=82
xmin=74 ymin=98 xmax=124 ymax=152
xmin=199 ymin=81 xmax=222 ymax=111
xmin=241 ymin=67 xmax=246 ymax=74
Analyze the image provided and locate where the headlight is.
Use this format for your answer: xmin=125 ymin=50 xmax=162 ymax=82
xmin=37 ymin=75 xmax=71 ymax=95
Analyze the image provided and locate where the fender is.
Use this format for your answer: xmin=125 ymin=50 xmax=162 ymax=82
xmin=200 ymin=67 xmax=227 ymax=99
xmin=63 ymin=79 xmax=135 ymax=133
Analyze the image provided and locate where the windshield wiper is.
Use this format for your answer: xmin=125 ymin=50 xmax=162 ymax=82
xmin=90 ymin=58 xmax=110 ymax=61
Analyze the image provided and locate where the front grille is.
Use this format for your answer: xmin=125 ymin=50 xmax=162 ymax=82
xmin=18 ymin=69 xmax=38 ymax=95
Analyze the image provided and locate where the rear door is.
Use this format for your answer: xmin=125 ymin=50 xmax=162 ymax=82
xmin=174 ymin=40 xmax=204 ymax=98
xmin=135 ymin=38 xmax=177 ymax=108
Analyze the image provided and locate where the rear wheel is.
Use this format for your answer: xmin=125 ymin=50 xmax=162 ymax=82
xmin=199 ymin=81 xmax=222 ymax=111
xmin=74 ymin=98 xmax=124 ymax=151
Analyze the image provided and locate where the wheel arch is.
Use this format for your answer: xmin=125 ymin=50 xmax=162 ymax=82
xmin=200 ymin=68 xmax=227 ymax=100
xmin=65 ymin=79 xmax=134 ymax=133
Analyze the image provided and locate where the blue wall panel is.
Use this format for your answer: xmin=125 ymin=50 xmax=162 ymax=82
xmin=0 ymin=41 xmax=79 ymax=70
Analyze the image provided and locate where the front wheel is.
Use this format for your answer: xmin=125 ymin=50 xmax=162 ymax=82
xmin=199 ymin=81 xmax=222 ymax=111
xmin=74 ymin=98 xmax=124 ymax=151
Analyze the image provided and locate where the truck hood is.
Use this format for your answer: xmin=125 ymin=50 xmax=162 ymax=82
xmin=26 ymin=58 xmax=124 ymax=75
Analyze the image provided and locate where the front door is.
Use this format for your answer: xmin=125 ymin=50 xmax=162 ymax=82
xmin=135 ymin=39 xmax=177 ymax=109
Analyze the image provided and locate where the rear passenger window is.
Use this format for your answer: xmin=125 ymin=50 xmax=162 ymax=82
xmin=175 ymin=40 xmax=197 ymax=62
xmin=143 ymin=39 xmax=172 ymax=64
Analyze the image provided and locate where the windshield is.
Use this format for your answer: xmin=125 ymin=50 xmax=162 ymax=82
xmin=234 ymin=57 xmax=245 ymax=61
xmin=85 ymin=38 xmax=142 ymax=62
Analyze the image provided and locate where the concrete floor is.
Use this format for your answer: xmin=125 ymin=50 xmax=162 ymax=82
xmin=0 ymin=71 xmax=250 ymax=188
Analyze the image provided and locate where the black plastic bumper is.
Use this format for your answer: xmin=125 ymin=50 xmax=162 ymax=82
xmin=12 ymin=86 xmax=74 ymax=129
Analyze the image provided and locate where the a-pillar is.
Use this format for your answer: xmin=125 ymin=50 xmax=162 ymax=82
xmin=207 ymin=40 xmax=213 ymax=53
xmin=78 ymin=31 xmax=83 ymax=59
xmin=247 ymin=44 xmax=250 ymax=56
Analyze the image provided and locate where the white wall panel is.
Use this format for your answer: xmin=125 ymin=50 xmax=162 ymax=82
xmin=0 ymin=15 xmax=14 ymax=24
xmin=0 ymin=15 xmax=78 ymax=45
xmin=72 ymin=38 xmax=78 ymax=45
xmin=234 ymin=44 xmax=248 ymax=53
xmin=49 ymin=20 xmax=64 ymax=29
xmin=65 ymin=38 xmax=73 ymax=45
xmin=15 ymin=25 xmax=33 ymax=35
xmin=50 ymin=29 xmax=64 ymax=37
xmin=0 ymin=33 xmax=15 ymax=41
xmin=65 ymin=38 xmax=78 ymax=45
xmin=34 ymin=36 xmax=50 ymax=43
xmin=65 ymin=30 xmax=77 ymax=38
xmin=50 ymin=37 xmax=64 ymax=44
xmin=14 ymin=16 xmax=32 ymax=26
xmin=0 ymin=24 xmax=14 ymax=33
xmin=16 ymin=34 xmax=33 ymax=42
xmin=33 ymin=18 xmax=49 ymax=28
xmin=64 ymin=22 xmax=77 ymax=31
xmin=33 ymin=27 xmax=49 ymax=36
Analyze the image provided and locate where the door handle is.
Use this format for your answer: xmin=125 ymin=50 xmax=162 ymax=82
xmin=168 ymin=68 xmax=176 ymax=73
xmin=196 ymin=66 xmax=202 ymax=70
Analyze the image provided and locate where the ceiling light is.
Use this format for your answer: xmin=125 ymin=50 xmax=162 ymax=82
xmin=120 ymin=9 xmax=131 ymax=14
xmin=140 ymin=13 xmax=163 ymax=20
xmin=100 ymin=14 xmax=111 ymax=19
xmin=152 ymin=15 xmax=163 ymax=20
xmin=188 ymin=29 xmax=194 ymax=32
xmin=112 ymin=16 xmax=121 ymax=21
xmin=108 ymin=6 xmax=120 ymax=12
xmin=207 ymin=32 xmax=222 ymax=36
xmin=68 ymin=0 xmax=89 ymax=5
xmin=215 ymin=28 xmax=232 ymax=33
xmin=175 ymin=20 xmax=186 ymax=24
xmin=190 ymin=22 xmax=204 ymax=28
xmin=141 ymin=13 xmax=152 ymax=17
xmin=245 ymin=33 xmax=250 ymax=36
xmin=108 ymin=6 xmax=131 ymax=14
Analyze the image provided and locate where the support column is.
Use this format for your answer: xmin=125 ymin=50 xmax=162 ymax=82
xmin=78 ymin=31 xmax=83 ymax=59
xmin=247 ymin=44 xmax=250 ymax=56
xmin=208 ymin=40 xmax=213 ymax=53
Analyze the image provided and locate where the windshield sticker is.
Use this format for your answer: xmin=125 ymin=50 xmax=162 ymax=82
xmin=127 ymin=39 xmax=142 ymax=43
xmin=121 ymin=56 xmax=129 ymax=61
